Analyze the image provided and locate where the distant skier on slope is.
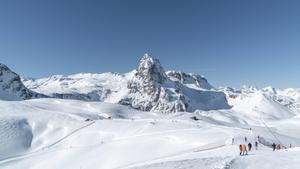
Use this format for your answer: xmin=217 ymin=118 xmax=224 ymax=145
xmin=232 ymin=138 xmax=234 ymax=145
xmin=249 ymin=128 xmax=253 ymax=135
xmin=272 ymin=143 xmax=276 ymax=151
xmin=244 ymin=137 xmax=247 ymax=142
xmin=255 ymin=141 xmax=258 ymax=150
xmin=239 ymin=144 xmax=243 ymax=155
xmin=242 ymin=144 xmax=248 ymax=155
xmin=248 ymin=142 xmax=252 ymax=151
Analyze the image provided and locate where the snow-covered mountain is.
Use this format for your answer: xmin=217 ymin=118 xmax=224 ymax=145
xmin=22 ymin=72 xmax=132 ymax=103
xmin=0 ymin=64 xmax=46 ymax=100
xmin=219 ymin=86 xmax=300 ymax=119
xmin=119 ymin=54 xmax=230 ymax=112
xmin=23 ymin=53 xmax=230 ymax=113
xmin=17 ymin=53 xmax=300 ymax=114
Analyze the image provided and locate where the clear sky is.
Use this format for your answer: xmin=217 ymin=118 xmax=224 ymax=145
xmin=0 ymin=0 xmax=299 ymax=88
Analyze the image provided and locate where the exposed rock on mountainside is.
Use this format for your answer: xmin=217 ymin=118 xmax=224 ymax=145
xmin=0 ymin=64 xmax=46 ymax=100
xmin=166 ymin=71 xmax=213 ymax=90
xmin=119 ymin=53 xmax=230 ymax=112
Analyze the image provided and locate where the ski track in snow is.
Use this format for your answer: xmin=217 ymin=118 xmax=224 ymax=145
xmin=0 ymin=121 xmax=95 ymax=165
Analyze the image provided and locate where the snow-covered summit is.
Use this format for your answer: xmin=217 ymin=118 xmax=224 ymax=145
xmin=0 ymin=63 xmax=46 ymax=100
xmin=136 ymin=53 xmax=167 ymax=84
xmin=119 ymin=53 xmax=230 ymax=112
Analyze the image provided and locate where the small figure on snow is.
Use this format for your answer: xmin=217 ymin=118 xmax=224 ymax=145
xmin=248 ymin=142 xmax=252 ymax=151
xmin=242 ymin=144 xmax=248 ymax=155
xmin=272 ymin=143 xmax=276 ymax=151
xmin=255 ymin=141 xmax=258 ymax=150
xmin=239 ymin=144 xmax=243 ymax=155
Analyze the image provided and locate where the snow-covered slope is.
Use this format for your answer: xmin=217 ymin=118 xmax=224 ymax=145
xmin=23 ymin=53 xmax=230 ymax=113
xmin=0 ymin=118 xmax=32 ymax=159
xmin=0 ymin=98 xmax=299 ymax=169
xmin=0 ymin=64 xmax=46 ymax=100
xmin=218 ymin=86 xmax=297 ymax=123
xmin=222 ymin=86 xmax=300 ymax=113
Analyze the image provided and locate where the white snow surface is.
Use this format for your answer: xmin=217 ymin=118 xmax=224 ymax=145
xmin=0 ymin=98 xmax=299 ymax=169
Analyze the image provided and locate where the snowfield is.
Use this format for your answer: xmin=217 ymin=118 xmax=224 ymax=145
xmin=0 ymin=98 xmax=299 ymax=169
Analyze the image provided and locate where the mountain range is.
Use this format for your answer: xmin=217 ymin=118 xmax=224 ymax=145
xmin=1 ymin=53 xmax=299 ymax=113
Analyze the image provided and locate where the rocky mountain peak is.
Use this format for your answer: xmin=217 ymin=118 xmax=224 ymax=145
xmin=0 ymin=63 xmax=46 ymax=100
xmin=119 ymin=54 xmax=230 ymax=113
xmin=136 ymin=53 xmax=167 ymax=84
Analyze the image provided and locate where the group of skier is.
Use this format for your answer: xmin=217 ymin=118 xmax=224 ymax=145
xmin=237 ymin=137 xmax=293 ymax=155
xmin=272 ymin=143 xmax=292 ymax=151
xmin=237 ymin=137 xmax=258 ymax=156
xmin=232 ymin=136 xmax=258 ymax=156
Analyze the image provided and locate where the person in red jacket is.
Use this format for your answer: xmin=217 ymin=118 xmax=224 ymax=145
xmin=239 ymin=144 xmax=243 ymax=155
xmin=242 ymin=144 xmax=248 ymax=155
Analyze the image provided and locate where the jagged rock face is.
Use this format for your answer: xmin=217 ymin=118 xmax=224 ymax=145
xmin=120 ymin=54 xmax=187 ymax=112
xmin=133 ymin=54 xmax=167 ymax=95
xmin=0 ymin=64 xmax=46 ymax=100
xmin=166 ymin=71 xmax=213 ymax=90
xmin=136 ymin=53 xmax=167 ymax=84
xmin=120 ymin=53 xmax=230 ymax=113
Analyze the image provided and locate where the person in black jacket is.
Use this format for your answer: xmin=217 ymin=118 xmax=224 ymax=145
xmin=248 ymin=142 xmax=252 ymax=151
xmin=272 ymin=143 xmax=276 ymax=151
xmin=255 ymin=141 xmax=258 ymax=150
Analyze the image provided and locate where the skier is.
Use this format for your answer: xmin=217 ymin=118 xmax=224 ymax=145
xmin=232 ymin=138 xmax=234 ymax=145
xmin=277 ymin=144 xmax=282 ymax=150
xmin=255 ymin=141 xmax=258 ymax=150
xmin=244 ymin=137 xmax=247 ymax=142
xmin=248 ymin=142 xmax=252 ymax=151
xmin=242 ymin=144 xmax=248 ymax=155
xmin=239 ymin=144 xmax=243 ymax=155
xmin=272 ymin=143 xmax=276 ymax=151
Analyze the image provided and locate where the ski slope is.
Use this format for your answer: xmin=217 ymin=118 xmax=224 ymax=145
xmin=0 ymin=98 xmax=299 ymax=169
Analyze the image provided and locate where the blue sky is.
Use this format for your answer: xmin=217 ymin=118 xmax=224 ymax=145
xmin=0 ymin=0 xmax=299 ymax=88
